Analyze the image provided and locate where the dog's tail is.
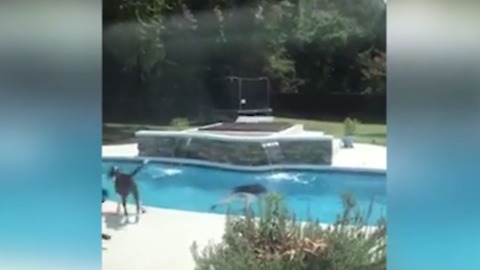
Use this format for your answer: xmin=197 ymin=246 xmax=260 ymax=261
xmin=129 ymin=159 xmax=150 ymax=177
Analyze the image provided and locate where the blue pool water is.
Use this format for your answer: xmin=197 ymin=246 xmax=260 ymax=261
xmin=102 ymin=160 xmax=386 ymax=225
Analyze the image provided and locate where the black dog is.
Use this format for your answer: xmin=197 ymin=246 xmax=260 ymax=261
xmin=108 ymin=160 xmax=149 ymax=217
xmin=210 ymin=183 xmax=267 ymax=211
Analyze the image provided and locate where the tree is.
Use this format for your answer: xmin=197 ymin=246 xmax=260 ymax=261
xmin=102 ymin=0 xmax=387 ymax=122
xmin=358 ymin=48 xmax=386 ymax=94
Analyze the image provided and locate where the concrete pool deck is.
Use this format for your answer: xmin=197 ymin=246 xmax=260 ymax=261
xmin=102 ymin=201 xmax=226 ymax=270
xmin=101 ymin=142 xmax=386 ymax=270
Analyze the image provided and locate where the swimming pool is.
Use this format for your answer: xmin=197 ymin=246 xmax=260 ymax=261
xmin=102 ymin=160 xmax=386 ymax=225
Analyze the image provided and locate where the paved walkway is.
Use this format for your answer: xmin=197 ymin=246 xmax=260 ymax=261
xmin=102 ymin=202 xmax=225 ymax=270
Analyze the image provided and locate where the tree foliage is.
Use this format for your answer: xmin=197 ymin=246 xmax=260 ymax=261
xmin=103 ymin=0 xmax=386 ymax=94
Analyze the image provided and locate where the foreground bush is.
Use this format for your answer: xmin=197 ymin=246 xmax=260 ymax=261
xmin=191 ymin=193 xmax=386 ymax=270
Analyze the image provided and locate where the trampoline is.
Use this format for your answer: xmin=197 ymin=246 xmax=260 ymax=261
xmin=209 ymin=76 xmax=272 ymax=116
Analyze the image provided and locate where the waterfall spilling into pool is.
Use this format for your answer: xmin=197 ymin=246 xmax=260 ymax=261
xmin=262 ymin=141 xmax=284 ymax=164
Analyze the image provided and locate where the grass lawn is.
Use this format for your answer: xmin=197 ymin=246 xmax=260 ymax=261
xmin=274 ymin=117 xmax=386 ymax=145
xmin=103 ymin=123 xmax=174 ymax=144
xmin=103 ymin=117 xmax=386 ymax=145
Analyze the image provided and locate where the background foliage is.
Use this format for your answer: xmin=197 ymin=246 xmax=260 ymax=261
xmin=103 ymin=0 xmax=386 ymax=123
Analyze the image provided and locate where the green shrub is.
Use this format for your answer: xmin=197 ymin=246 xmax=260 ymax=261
xmin=191 ymin=193 xmax=386 ymax=270
xmin=170 ymin=117 xmax=190 ymax=130
xmin=343 ymin=118 xmax=360 ymax=136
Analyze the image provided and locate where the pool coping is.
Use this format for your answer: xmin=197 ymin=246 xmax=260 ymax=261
xmin=102 ymin=156 xmax=386 ymax=175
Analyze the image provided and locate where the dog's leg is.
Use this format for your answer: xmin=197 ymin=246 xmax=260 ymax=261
xmin=136 ymin=200 xmax=146 ymax=215
xmin=210 ymin=193 xmax=239 ymax=210
xmin=243 ymin=193 xmax=258 ymax=213
xmin=132 ymin=188 xmax=146 ymax=216
xmin=121 ymin=195 xmax=128 ymax=216
xmin=116 ymin=194 xmax=122 ymax=214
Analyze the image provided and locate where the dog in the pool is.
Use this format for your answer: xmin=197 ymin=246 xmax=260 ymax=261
xmin=107 ymin=159 xmax=149 ymax=217
xmin=210 ymin=183 xmax=268 ymax=211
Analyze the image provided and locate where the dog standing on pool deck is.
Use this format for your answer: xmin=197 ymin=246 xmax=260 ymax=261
xmin=210 ymin=183 xmax=268 ymax=211
xmin=108 ymin=159 xmax=149 ymax=217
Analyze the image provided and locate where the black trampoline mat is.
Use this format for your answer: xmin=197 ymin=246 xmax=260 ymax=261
xmin=199 ymin=122 xmax=292 ymax=132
